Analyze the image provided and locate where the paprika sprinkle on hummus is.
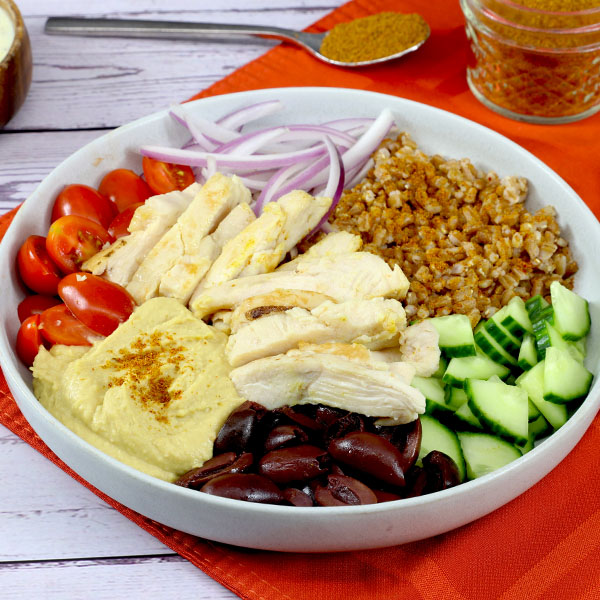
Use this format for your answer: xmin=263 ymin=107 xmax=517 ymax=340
xmin=319 ymin=12 xmax=430 ymax=64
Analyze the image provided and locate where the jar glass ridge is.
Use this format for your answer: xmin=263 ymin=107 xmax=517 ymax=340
xmin=460 ymin=0 xmax=600 ymax=124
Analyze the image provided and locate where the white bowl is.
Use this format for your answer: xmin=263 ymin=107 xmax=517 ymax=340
xmin=0 ymin=87 xmax=598 ymax=552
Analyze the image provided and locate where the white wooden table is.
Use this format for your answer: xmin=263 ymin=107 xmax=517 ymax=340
xmin=0 ymin=1 xmax=341 ymax=597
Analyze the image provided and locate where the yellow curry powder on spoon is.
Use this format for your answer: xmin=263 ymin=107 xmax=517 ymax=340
xmin=320 ymin=12 xmax=430 ymax=63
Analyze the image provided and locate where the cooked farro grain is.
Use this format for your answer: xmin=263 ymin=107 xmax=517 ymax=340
xmin=325 ymin=132 xmax=578 ymax=326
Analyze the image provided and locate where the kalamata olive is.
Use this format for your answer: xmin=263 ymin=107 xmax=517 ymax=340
xmin=214 ymin=401 xmax=266 ymax=454
xmin=422 ymin=450 xmax=461 ymax=492
xmin=388 ymin=418 xmax=422 ymax=472
xmin=314 ymin=474 xmax=377 ymax=506
xmin=264 ymin=424 xmax=309 ymax=452
xmin=328 ymin=431 xmax=406 ymax=488
xmin=322 ymin=413 xmax=365 ymax=447
xmin=174 ymin=452 xmax=253 ymax=489
xmin=280 ymin=405 xmax=321 ymax=431
xmin=200 ymin=473 xmax=283 ymax=504
xmin=283 ymin=487 xmax=314 ymax=507
xmin=373 ymin=489 xmax=402 ymax=503
xmin=259 ymin=444 xmax=330 ymax=484
xmin=315 ymin=405 xmax=347 ymax=427
xmin=403 ymin=466 xmax=428 ymax=498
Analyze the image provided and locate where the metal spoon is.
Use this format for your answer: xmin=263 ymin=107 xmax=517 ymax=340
xmin=44 ymin=17 xmax=430 ymax=68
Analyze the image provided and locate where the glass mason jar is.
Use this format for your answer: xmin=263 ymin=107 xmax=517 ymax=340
xmin=459 ymin=0 xmax=600 ymax=124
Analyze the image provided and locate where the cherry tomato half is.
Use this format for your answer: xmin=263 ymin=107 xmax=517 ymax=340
xmin=58 ymin=272 xmax=136 ymax=337
xmin=17 ymin=294 xmax=62 ymax=323
xmin=16 ymin=314 xmax=47 ymax=366
xmin=98 ymin=169 xmax=153 ymax=213
xmin=46 ymin=215 xmax=112 ymax=274
xmin=142 ymin=156 xmax=195 ymax=195
xmin=107 ymin=202 xmax=143 ymax=239
xmin=51 ymin=184 xmax=117 ymax=229
xmin=39 ymin=303 xmax=103 ymax=346
xmin=16 ymin=235 xmax=63 ymax=295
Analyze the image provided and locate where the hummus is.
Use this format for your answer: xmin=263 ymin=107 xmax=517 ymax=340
xmin=32 ymin=297 xmax=244 ymax=481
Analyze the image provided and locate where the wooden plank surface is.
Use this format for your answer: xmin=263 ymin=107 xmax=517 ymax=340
xmin=0 ymin=1 xmax=341 ymax=597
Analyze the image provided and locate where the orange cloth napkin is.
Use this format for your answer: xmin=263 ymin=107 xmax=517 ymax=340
xmin=2 ymin=0 xmax=600 ymax=599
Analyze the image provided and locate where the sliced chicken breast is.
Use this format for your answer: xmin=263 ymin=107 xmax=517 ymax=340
xmin=194 ymin=190 xmax=331 ymax=293
xmin=371 ymin=320 xmax=441 ymax=377
xmin=158 ymin=202 xmax=255 ymax=303
xmin=229 ymin=289 xmax=335 ymax=333
xmin=82 ymin=182 xmax=202 ymax=286
xmin=190 ymin=252 xmax=410 ymax=319
xmin=226 ymin=298 xmax=407 ymax=367
xmin=276 ymin=231 xmax=362 ymax=272
xmin=126 ymin=173 xmax=250 ymax=304
xmin=230 ymin=344 xmax=425 ymax=424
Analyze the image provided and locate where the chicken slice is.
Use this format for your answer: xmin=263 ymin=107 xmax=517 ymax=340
xmin=126 ymin=173 xmax=250 ymax=304
xmin=82 ymin=182 xmax=202 ymax=286
xmin=230 ymin=344 xmax=425 ymax=424
xmin=226 ymin=298 xmax=406 ymax=367
xmin=158 ymin=202 xmax=255 ymax=303
xmin=193 ymin=190 xmax=332 ymax=292
xmin=276 ymin=231 xmax=362 ymax=272
xmin=229 ymin=289 xmax=335 ymax=333
xmin=190 ymin=252 xmax=409 ymax=320
xmin=371 ymin=321 xmax=441 ymax=377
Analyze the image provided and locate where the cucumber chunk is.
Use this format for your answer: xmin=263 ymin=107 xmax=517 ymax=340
xmin=543 ymin=347 xmax=593 ymax=404
xmin=550 ymin=281 xmax=591 ymax=341
xmin=445 ymin=385 xmax=469 ymax=411
xmin=501 ymin=296 xmax=534 ymax=338
xmin=429 ymin=315 xmax=476 ymax=358
xmin=484 ymin=307 xmax=521 ymax=354
xmin=442 ymin=352 xmax=510 ymax=388
xmin=526 ymin=295 xmax=550 ymax=322
xmin=466 ymin=378 xmax=529 ymax=445
xmin=516 ymin=361 xmax=568 ymax=429
xmin=457 ymin=432 xmax=522 ymax=479
xmin=474 ymin=324 xmax=518 ymax=368
xmin=518 ymin=333 xmax=538 ymax=370
xmin=412 ymin=376 xmax=449 ymax=415
xmin=454 ymin=401 xmax=483 ymax=430
xmin=418 ymin=414 xmax=466 ymax=482
xmin=432 ymin=355 xmax=449 ymax=379
xmin=527 ymin=398 xmax=541 ymax=422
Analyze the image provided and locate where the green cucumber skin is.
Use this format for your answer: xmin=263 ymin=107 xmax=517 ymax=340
xmin=466 ymin=388 xmax=529 ymax=446
xmin=543 ymin=347 xmax=594 ymax=404
xmin=418 ymin=414 xmax=466 ymax=482
xmin=457 ymin=432 xmax=521 ymax=479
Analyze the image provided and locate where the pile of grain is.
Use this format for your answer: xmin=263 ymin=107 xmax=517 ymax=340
xmin=327 ymin=133 xmax=578 ymax=326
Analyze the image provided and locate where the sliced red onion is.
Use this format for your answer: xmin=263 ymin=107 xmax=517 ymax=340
xmin=140 ymin=144 xmax=327 ymax=170
xmin=170 ymin=106 xmax=215 ymax=151
xmin=306 ymin=137 xmax=345 ymax=238
xmin=216 ymin=100 xmax=285 ymax=131
xmin=214 ymin=127 xmax=290 ymax=156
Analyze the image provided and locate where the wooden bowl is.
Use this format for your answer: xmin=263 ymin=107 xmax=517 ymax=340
xmin=0 ymin=0 xmax=31 ymax=127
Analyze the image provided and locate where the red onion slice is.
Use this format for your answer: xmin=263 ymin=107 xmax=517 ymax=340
xmin=216 ymin=100 xmax=285 ymax=131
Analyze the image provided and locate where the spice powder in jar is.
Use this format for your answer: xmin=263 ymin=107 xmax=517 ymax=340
xmin=460 ymin=0 xmax=600 ymax=123
xmin=319 ymin=12 xmax=430 ymax=64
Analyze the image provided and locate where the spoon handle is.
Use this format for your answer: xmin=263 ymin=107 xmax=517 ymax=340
xmin=44 ymin=17 xmax=319 ymax=50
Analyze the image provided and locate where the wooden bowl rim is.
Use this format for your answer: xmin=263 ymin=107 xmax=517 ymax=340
xmin=0 ymin=0 xmax=27 ymax=67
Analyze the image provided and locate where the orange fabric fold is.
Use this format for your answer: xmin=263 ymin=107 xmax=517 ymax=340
xmin=2 ymin=0 xmax=600 ymax=599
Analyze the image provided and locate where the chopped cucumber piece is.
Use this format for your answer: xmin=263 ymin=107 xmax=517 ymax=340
xmin=501 ymin=296 xmax=534 ymax=337
xmin=445 ymin=385 xmax=469 ymax=411
xmin=516 ymin=361 xmax=568 ymax=429
xmin=484 ymin=307 xmax=521 ymax=354
xmin=474 ymin=324 xmax=518 ymax=368
xmin=529 ymin=413 xmax=550 ymax=439
xmin=518 ymin=333 xmax=538 ymax=370
xmin=429 ymin=315 xmax=476 ymax=358
xmin=412 ymin=376 xmax=450 ymax=415
xmin=418 ymin=414 xmax=466 ymax=482
xmin=567 ymin=337 xmax=587 ymax=363
xmin=526 ymin=295 xmax=550 ymax=322
xmin=535 ymin=321 xmax=573 ymax=360
xmin=527 ymin=398 xmax=541 ymax=422
xmin=432 ymin=355 xmax=449 ymax=379
xmin=457 ymin=432 xmax=522 ymax=479
xmin=550 ymin=281 xmax=591 ymax=341
xmin=466 ymin=378 xmax=529 ymax=444
xmin=543 ymin=347 xmax=593 ymax=404
xmin=454 ymin=401 xmax=483 ymax=430
xmin=442 ymin=352 xmax=510 ymax=388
